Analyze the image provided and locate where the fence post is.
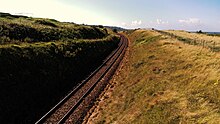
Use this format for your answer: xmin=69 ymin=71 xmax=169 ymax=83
xmin=202 ymin=41 xmax=205 ymax=48
xmin=213 ymin=42 xmax=216 ymax=52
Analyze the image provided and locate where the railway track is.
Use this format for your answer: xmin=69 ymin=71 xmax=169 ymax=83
xmin=35 ymin=34 xmax=128 ymax=124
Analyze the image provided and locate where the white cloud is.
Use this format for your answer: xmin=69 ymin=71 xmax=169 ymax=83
xmin=156 ymin=19 xmax=168 ymax=25
xmin=131 ymin=20 xmax=142 ymax=26
xmin=121 ymin=20 xmax=142 ymax=28
xmin=178 ymin=18 xmax=200 ymax=24
xmin=121 ymin=22 xmax=126 ymax=26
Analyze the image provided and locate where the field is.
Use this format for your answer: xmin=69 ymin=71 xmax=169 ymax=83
xmin=0 ymin=13 xmax=120 ymax=123
xmin=85 ymin=30 xmax=220 ymax=124
xmin=160 ymin=30 xmax=220 ymax=51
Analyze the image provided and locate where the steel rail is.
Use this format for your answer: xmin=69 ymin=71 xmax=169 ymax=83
xmin=35 ymin=34 xmax=127 ymax=124
xmin=58 ymin=35 xmax=127 ymax=124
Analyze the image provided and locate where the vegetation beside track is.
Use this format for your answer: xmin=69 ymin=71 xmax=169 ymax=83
xmin=0 ymin=12 xmax=108 ymax=44
xmin=86 ymin=30 xmax=220 ymax=124
xmin=0 ymin=12 xmax=120 ymax=123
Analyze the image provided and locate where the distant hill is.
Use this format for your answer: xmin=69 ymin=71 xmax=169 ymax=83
xmin=104 ymin=26 xmax=127 ymax=31
xmin=88 ymin=25 xmax=127 ymax=32
xmin=0 ymin=12 xmax=28 ymax=18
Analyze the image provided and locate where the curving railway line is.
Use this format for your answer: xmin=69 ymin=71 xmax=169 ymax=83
xmin=35 ymin=34 xmax=128 ymax=124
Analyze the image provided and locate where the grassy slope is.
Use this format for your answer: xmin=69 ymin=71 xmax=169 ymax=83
xmin=0 ymin=13 xmax=120 ymax=123
xmin=0 ymin=14 xmax=108 ymax=44
xmin=85 ymin=30 xmax=220 ymax=124
xmin=163 ymin=30 xmax=220 ymax=51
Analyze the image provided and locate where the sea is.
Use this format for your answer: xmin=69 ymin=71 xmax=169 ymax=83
xmin=190 ymin=32 xmax=220 ymax=35
xmin=205 ymin=32 xmax=220 ymax=35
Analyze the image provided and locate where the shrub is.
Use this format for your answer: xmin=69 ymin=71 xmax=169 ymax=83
xmin=0 ymin=35 xmax=120 ymax=123
xmin=113 ymin=29 xmax=117 ymax=33
xmin=197 ymin=30 xmax=203 ymax=33
xmin=0 ymin=22 xmax=109 ymax=44
xmin=34 ymin=19 xmax=57 ymax=27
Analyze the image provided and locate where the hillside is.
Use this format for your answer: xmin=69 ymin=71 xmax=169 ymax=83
xmin=0 ymin=12 xmax=109 ymax=44
xmin=85 ymin=30 xmax=220 ymax=124
xmin=161 ymin=30 xmax=220 ymax=51
xmin=0 ymin=13 xmax=120 ymax=123
xmin=104 ymin=26 xmax=127 ymax=32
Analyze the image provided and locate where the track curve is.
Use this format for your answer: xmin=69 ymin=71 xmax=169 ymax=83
xmin=35 ymin=34 xmax=128 ymax=124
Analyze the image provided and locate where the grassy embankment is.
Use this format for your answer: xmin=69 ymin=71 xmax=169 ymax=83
xmin=86 ymin=30 xmax=220 ymax=124
xmin=158 ymin=30 xmax=220 ymax=52
xmin=0 ymin=13 xmax=120 ymax=123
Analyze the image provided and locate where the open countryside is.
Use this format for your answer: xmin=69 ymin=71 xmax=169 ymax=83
xmin=0 ymin=0 xmax=220 ymax=123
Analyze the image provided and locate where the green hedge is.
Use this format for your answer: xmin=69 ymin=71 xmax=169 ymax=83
xmin=0 ymin=35 xmax=120 ymax=123
xmin=0 ymin=35 xmax=119 ymax=84
xmin=0 ymin=23 xmax=108 ymax=43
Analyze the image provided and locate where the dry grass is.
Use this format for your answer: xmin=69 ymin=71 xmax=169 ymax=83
xmin=165 ymin=30 xmax=220 ymax=51
xmin=85 ymin=30 xmax=220 ymax=124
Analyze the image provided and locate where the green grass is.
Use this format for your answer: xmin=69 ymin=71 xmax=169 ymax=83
xmin=0 ymin=33 xmax=120 ymax=123
xmin=0 ymin=13 xmax=120 ymax=123
xmin=0 ymin=13 xmax=108 ymax=44
xmin=0 ymin=34 xmax=119 ymax=85
xmin=0 ymin=13 xmax=119 ymax=86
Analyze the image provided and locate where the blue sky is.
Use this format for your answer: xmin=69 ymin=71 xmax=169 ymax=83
xmin=0 ymin=0 xmax=220 ymax=31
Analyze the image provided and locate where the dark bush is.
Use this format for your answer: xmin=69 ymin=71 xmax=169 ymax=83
xmin=113 ymin=29 xmax=118 ymax=33
xmin=197 ymin=30 xmax=203 ymax=33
